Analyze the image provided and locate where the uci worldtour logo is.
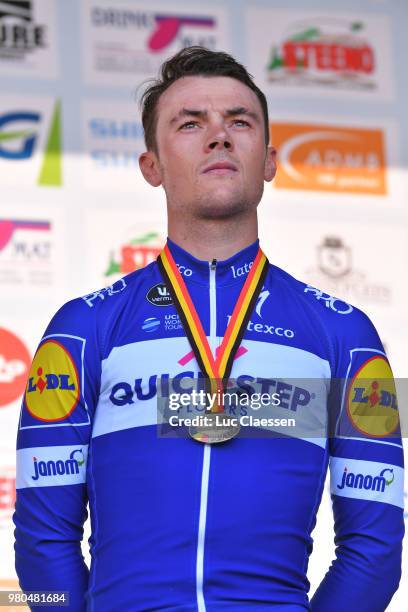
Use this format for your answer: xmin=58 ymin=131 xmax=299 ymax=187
xmin=337 ymin=466 xmax=394 ymax=494
xmin=141 ymin=314 xmax=182 ymax=333
xmin=31 ymin=448 xmax=85 ymax=481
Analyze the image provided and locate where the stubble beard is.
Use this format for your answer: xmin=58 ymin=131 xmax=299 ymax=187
xmin=190 ymin=183 xmax=259 ymax=221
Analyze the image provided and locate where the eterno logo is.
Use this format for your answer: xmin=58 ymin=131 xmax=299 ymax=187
xmin=271 ymin=122 xmax=386 ymax=195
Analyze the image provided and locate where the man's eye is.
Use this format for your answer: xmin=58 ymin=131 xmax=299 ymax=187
xmin=233 ymin=119 xmax=250 ymax=127
xmin=180 ymin=121 xmax=198 ymax=129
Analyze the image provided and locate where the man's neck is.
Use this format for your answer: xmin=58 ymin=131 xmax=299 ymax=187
xmin=167 ymin=214 xmax=258 ymax=261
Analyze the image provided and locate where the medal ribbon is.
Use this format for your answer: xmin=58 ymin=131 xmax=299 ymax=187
xmin=157 ymin=243 xmax=269 ymax=412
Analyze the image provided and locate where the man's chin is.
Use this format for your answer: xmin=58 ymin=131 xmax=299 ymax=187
xmin=194 ymin=198 xmax=249 ymax=220
xmin=194 ymin=190 xmax=249 ymax=219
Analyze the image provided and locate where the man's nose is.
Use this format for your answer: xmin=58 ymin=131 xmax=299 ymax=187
xmin=205 ymin=122 xmax=233 ymax=151
xmin=208 ymin=139 xmax=232 ymax=150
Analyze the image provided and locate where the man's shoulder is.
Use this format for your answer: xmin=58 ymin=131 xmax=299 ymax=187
xmin=267 ymin=262 xmax=378 ymax=338
xmin=46 ymin=263 xmax=157 ymax=336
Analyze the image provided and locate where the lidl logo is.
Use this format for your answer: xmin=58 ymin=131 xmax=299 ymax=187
xmin=25 ymin=339 xmax=79 ymax=421
xmin=0 ymin=99 xmax=62 ymax=186
xmin=271 ymin=122 xmax=386 ymax=195
xmin=347 ymin=356 xmax=399 ymax=437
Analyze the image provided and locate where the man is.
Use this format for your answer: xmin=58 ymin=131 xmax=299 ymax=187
xmin=14 ymin=47 xmax=404 ymax=611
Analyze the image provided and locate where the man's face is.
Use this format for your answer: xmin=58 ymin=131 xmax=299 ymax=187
xmin=140 ymin=75 xmax=276 ymax=220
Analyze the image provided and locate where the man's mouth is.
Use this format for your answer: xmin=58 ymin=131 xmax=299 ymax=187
xmin=202 ymin=161 xmax=238 ymax=175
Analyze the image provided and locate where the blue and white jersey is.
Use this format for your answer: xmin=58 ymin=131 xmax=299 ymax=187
xmin=14 ymin=239 xmax=404 ymax=611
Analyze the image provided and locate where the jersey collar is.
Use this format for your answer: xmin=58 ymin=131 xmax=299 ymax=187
xmin=165 ymin=237 xmax=261 ymax=286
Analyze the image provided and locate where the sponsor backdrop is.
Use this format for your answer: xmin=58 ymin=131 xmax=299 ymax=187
xmin=1 ymin=0 xmax=407 ymax=608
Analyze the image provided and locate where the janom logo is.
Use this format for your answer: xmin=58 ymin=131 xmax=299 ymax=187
xmin=0 ymin=101 xmax=62 ymax=186
xmin=271 ymin=122 xmax=386 ymax=195
xmin=337 ymin=466 xmax=394 ymax=493
xmin=25 ymin=340 xmax=79 ymax=422
xmin=31 ymin=448 xmax=85 ymax=481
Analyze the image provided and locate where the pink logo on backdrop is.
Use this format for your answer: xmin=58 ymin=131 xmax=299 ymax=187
xmin=0 ymin=219 xmax=50 ymax=251
xmin=148 ymin=15 xmax=215 ymax=51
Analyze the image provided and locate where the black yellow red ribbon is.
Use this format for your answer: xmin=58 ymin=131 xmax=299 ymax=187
xmin=158 ymin=244 xmax=269 ymax=412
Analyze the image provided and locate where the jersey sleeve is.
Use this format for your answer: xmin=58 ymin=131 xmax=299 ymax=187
xmin=13 ymin=298 xmax=101 ymax=611
xmin=310 ymin=308 xmax=404 ymax=611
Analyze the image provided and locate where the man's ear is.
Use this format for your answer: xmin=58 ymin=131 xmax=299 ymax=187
xmin=264 ymin=146 xmax=277 ymax=182
xmin=139 ymin=150 xmax=162 ymax=187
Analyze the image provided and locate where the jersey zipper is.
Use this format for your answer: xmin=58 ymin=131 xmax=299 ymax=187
xmin=196 ymin=258 xmax=217 ymax=612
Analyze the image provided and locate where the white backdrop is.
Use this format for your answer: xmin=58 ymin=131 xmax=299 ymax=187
xmin=1 ymin=0 xmax=407 ymax=609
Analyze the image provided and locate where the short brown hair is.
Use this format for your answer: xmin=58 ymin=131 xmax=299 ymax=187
xmin=140 ymin=46 xmax=269 ymax=152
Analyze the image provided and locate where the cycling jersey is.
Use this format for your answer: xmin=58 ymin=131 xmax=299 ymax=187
xmin=14 ymin=239 xmax=404 ymax=611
